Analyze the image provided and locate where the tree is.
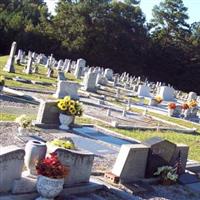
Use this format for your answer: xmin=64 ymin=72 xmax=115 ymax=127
xmin=150 ymin=0 xmax=190 ymax=47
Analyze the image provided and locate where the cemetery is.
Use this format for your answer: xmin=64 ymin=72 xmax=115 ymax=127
xmin=0 ymin=42 xmax=200 ymax=200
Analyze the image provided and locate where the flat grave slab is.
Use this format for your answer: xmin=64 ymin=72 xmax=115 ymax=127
xmin=178 ymin=172 xmax=200 ymax=184
xmin=73 ymin=127 xmax=137 ymax=147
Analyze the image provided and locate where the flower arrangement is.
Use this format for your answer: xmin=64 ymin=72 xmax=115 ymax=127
xmin=47 ymin=138 xmax=75 ymax=150
xmin=57 ymin=96 xmax=83 ymax=116
xmin=154 ymin=166 xmax=178 ymax=184
xmin=36 ymin=152 xmax=69 ymax=179
xmin=0 ymin=76 xmax=5 ymax=86
xmin=15 ymin=114 xmax=32 ymax=128
xmin=188 ymin=100 xmax=197 ymax=108
xmin=154 ymin=96 xmax=163 ymax=104
xmin=181 ymin=103 xmax=189 ymax=110
xmin=168 ymin=102 xmax=176 ymax=110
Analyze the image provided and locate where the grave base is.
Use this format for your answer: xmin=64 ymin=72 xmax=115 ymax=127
xmin=33 ymin=121 xmax=59 ymax=129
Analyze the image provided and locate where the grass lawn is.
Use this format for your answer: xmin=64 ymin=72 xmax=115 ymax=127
xmin=0 ymin=113 xmax=36 ymax=121
xmin=0 ymin=55 xmax=79 ymax=90
xmin=75 ymin=116 xmax=200 ymax=162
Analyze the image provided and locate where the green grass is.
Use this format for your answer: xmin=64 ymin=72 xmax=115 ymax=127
xmin=0 ymin=113 xmax=18 ymax=121
xmin=75 ymin=116 xmax=200 ymax=161
xmin=0 ymin=113 xmax=36 ymax=121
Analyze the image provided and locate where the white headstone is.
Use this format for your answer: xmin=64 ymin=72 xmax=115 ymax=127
xmin=54 ymin=81 xmax=80 ymax=99
xmin=159 ymin=86 xmax=175 ymax=101
xmin=4 ymin=41 xmax=17 ymax=73
xmin=112 ymin=144 xmax=149 ymax=182
xmin=188 ymin=92 xmax=197 ymax=101
xmin=74 ymin=58 xmax=86 ymax=79
xmin=137 ymin=85 xmax=151 ymax=97
xmin=25 ymin=57 xmax=33 ymax=74
xmin=83 ymin=71 xmax=98 ymax=92
xmin=104 ymin=68 xmax=113 ymax=81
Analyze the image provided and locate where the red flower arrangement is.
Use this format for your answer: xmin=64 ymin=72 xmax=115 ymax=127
xmin=168 ymin=102 xmax=176 ymax=110
xmin=181 ymin=103 xmax=189 ymax=110
xmin=36 ymin=152 xmax=69 ymax=179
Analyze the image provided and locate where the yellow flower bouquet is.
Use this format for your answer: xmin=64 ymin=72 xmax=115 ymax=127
xmin=57 ymin=96 xmax=83 ymax=116
xmin=154 ymin=96 xmax=163 ymax=104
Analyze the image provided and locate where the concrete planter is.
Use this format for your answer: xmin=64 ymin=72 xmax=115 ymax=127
xmin=55 ymin=148 xmax=94 ymax=186
xmin=36 ymin=175 xmax=64 ymax=200
xmin=59 ymin=114 xmax=74 ymax=130
xmin=25 ymin=140 xmax=47 ymax=176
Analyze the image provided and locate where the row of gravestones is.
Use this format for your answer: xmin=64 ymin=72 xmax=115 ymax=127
xmin=0 ymin=145 xmax=94 ymax=193
xmin=4 ymin=42 xmax=199 ymax=105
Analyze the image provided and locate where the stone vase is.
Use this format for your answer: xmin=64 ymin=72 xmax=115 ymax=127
xmin=168 ymin=109 xmax=174 ymax=117
xmin=36 ymin=175 xmax=64 ymax=200
xmin=59 ymin=114 xmax=74 ymax=130
xmin=25 ymin=140 xmax=47 ymax=176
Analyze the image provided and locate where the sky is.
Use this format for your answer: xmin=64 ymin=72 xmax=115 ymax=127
xmin=44 ymin=0 xmax=200 ymax=24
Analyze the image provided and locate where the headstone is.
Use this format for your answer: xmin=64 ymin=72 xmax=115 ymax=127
xmin=107 ymin=108 xmax=111 ymax=116
xmin=112 ymin=144 xmax=149 ymax=183
xmin=34 ymin=100 xmax=60 ymax=128
xmin=15 ymin=49 xmax=23 ymax=64
xmin=74 ymin=58 xmax=86 ymax=79
xmin=47 ymin=68 xmax=53 ymax=78
xmin=54 ymin=81 xmax=80 ymax=99
xmin=55 ymin=148 xmax=94 ymax=186
xmin=57 ymin=71 xmax=66 ymax=81
xmin=158 ymin=86 xmax=175 ymax=101
xmin=104 ymin=68 xmax=113 ymax=81
xmin=122 ymin=110 xmax=126 ymax=117
xmin=25 ymin=56 xmax=33 ymax=74
xmin=83 ymin=71 xmax=98 ymax=92
xmin=4 ymin=41 xmax=17 ymax=73
xmin=0 ymin=146 xmax=25 ymax=193
xmin=143 ymin=137 xmax=177 ymax=177
xmin=188 ymin=92 xmax=197 ymax=101
xmin=137 ymin=85 xmax=151 ymax=98
xmin=57 ymin=59 xmax=63 ymax=70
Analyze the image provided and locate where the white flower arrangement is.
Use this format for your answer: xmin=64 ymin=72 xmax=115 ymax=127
xmin=15 ymin=114 xmax=32 ymax=128
xmin=154 ymin=166 xmax=178 ymax=182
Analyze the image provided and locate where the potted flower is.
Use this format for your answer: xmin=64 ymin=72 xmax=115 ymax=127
xmin=57 ymin=96 xmax=83 ymax=130
xmin=167 ymin=103 xmax=176 ymax=116
xmin=15 ymin=114 xmax=32 ymax=135
xmin=35 ymin=152 xmax=69 ymax=200
xmin=47 ymin=138 xmax=76 ymax=154
xmin=149 ymin=96 xmax=163 ymax=106
xmin=188 ymin=100 xmax=198 ymax=108
xmin=154 ymin=166 xmax=178 ymax=185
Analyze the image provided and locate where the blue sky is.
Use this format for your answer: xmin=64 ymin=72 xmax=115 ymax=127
xmin=44 ymin=0 xmax=200 ymax=24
